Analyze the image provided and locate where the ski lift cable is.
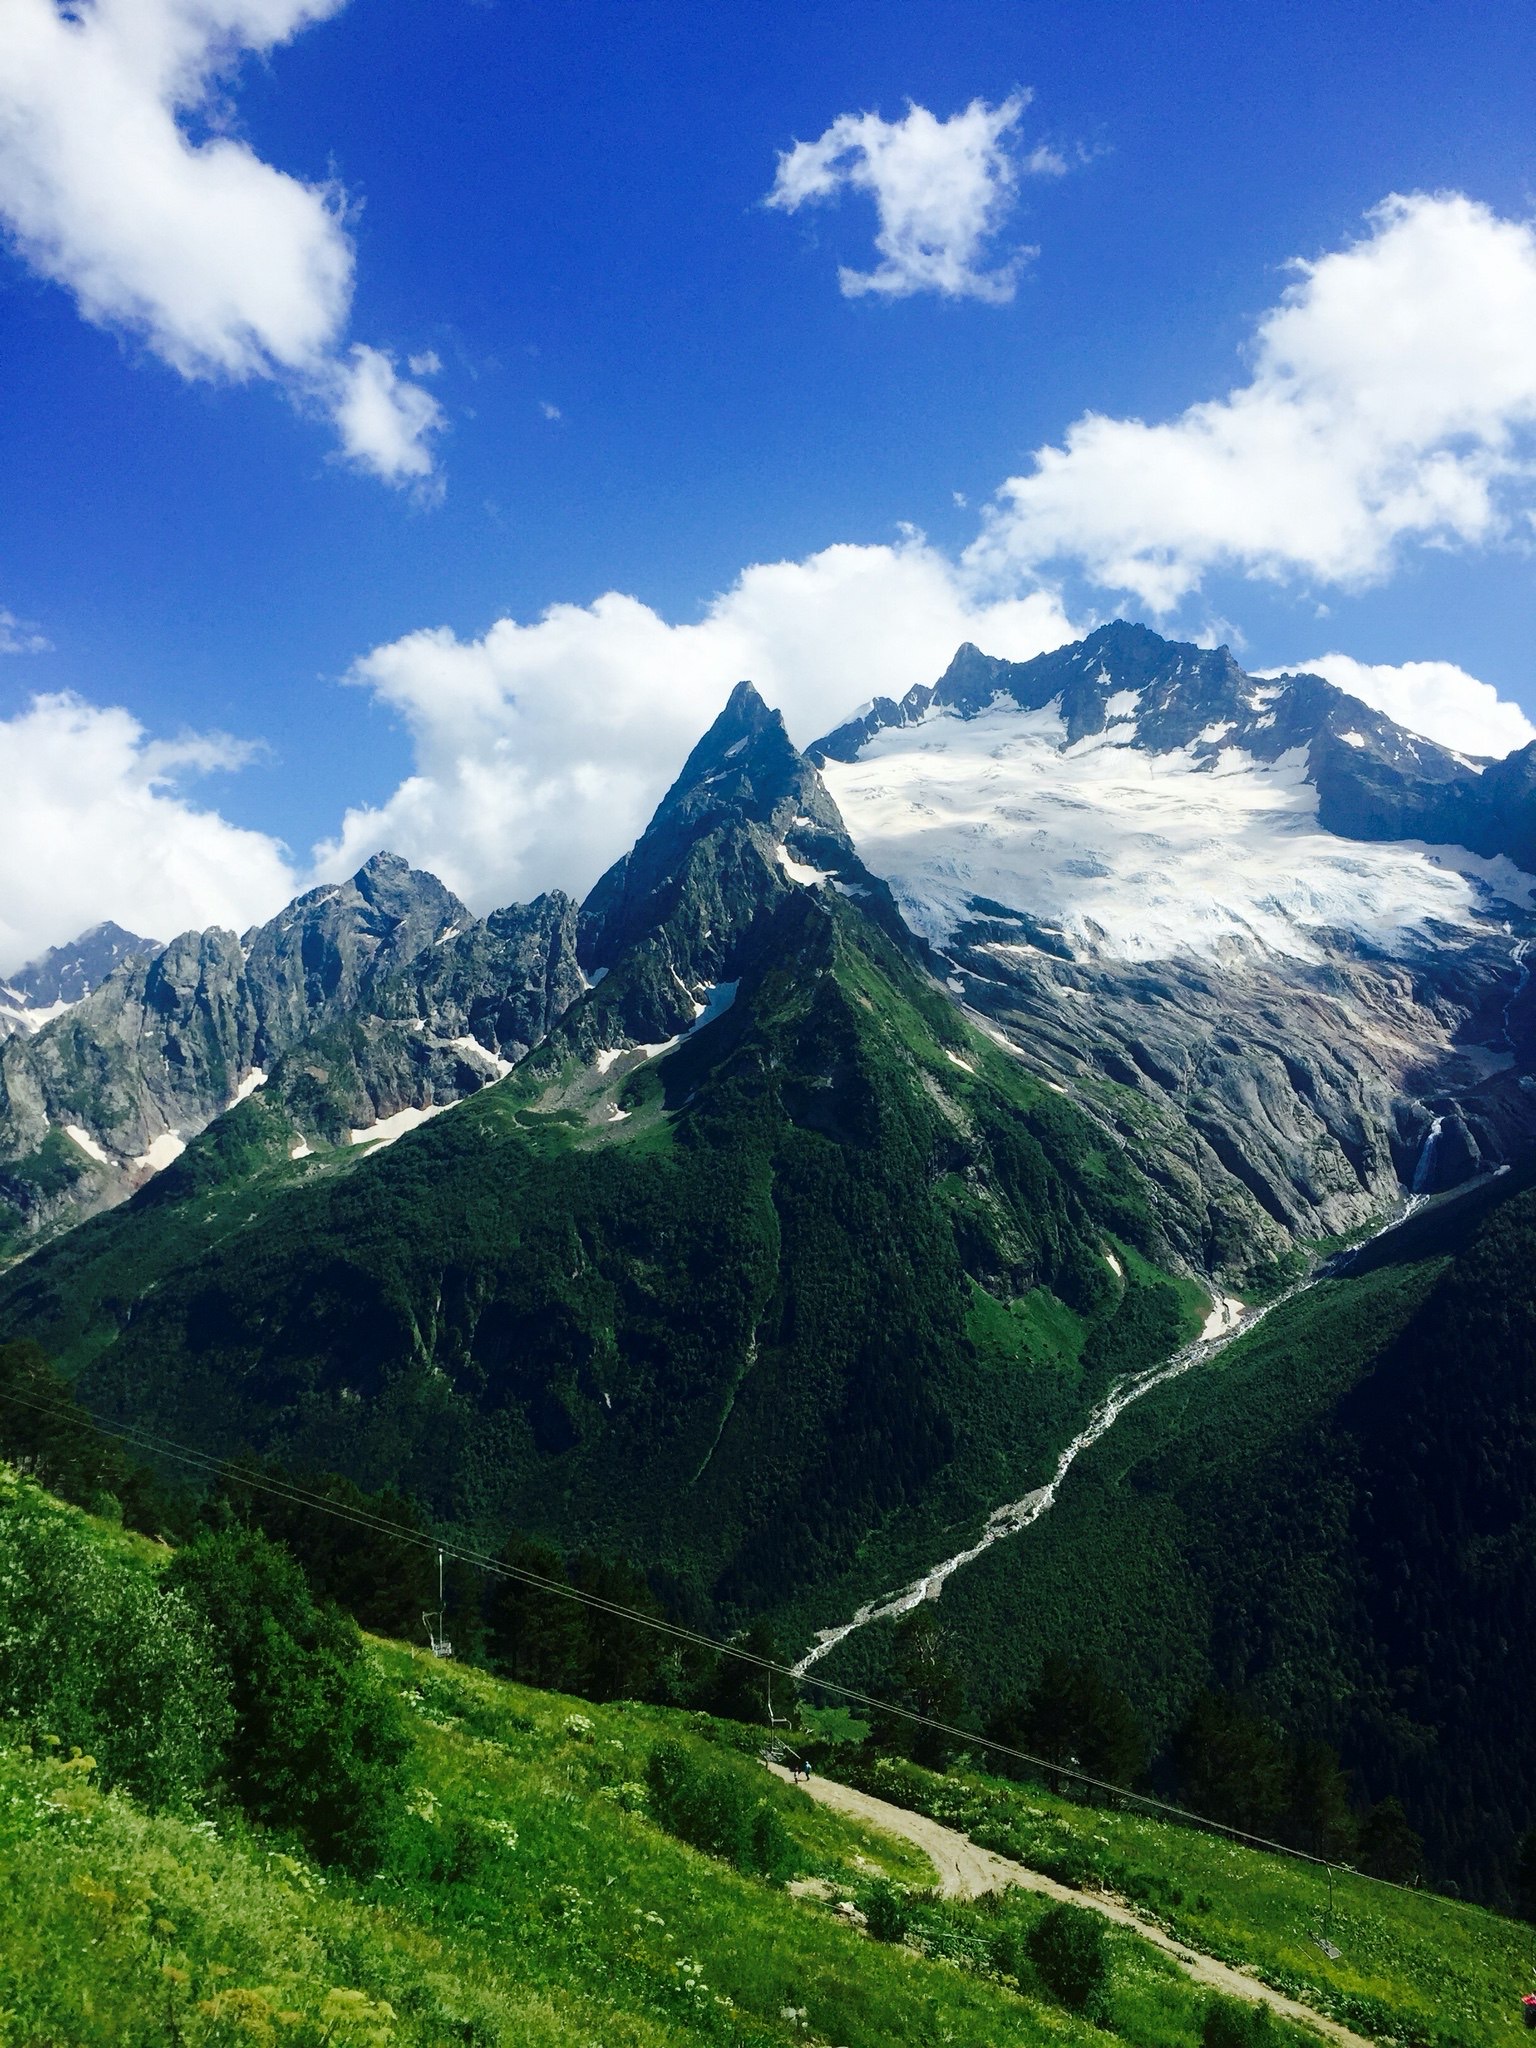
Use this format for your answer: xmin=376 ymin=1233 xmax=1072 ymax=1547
xmin=0 ymin=1380 xmax=1413 ymax=1890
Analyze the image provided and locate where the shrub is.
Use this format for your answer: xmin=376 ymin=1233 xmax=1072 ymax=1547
xmin=645 ymin=1739 xmax=793 ymax=1879
xmin=167 ymin=1526 xmax=411 ymax=1873
xmin=1203 ymin=1993 xmax=1276 ymax=2047
xmin=863 ymin=1879 xmax=910 ymax=1944
xmin=0 ymin=1467 xmax=227 ymax=1809
xmin=1026 ymin=1902 xmax=1109 ymax=2013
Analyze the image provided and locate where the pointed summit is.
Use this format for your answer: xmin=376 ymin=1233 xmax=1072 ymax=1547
xmin=654 ymin=680 xmax=810 ymax=831
xmin=576 ymin=679 xmax=901 ymax=1033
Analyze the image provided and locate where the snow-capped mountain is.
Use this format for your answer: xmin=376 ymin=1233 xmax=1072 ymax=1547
xmin=0 ymin=920 xmax=161 ymax=1040
xmin=814 ymin=623 xmax=1536 ymax=1265
xmin=5 ymin=629 xmax=1536 ymax=1283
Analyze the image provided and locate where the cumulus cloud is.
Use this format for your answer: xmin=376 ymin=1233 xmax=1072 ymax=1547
xmin=0 ymin=608 xmax=51 ymax=655
xmin=1263 ymin=652 xmax=1536 ymax=759
xmin=0 ymin=0 xmax=442 ymax=484
xmin=766 ymin=94 xmax=1041 ymax=302
xmin=0 ymin=692 xmax=296 ymax=974
xmin=333 ymin=344 xmax=444 ymax=484
xmin=969 ymin=193 xmax=1536 ymax=608
xmin=312 ymin=538 xmax=1079 ymax=908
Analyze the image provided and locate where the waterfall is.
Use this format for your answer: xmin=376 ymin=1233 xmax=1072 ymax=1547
xmin=1411 ymin=1115 xmax=1445 ymax=1196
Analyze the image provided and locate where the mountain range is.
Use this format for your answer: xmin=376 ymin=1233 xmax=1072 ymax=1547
xmin=2 ymin=620 xmax=1534 ymax=1901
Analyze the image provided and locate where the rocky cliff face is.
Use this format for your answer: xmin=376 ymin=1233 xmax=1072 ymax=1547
xmin=0 ymin=856 xmax=583 ymax=1259
xmin=573 ymin=680 xmax=904 ymax=1046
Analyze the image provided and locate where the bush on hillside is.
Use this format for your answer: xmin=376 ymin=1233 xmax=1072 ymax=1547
xmin=862 ymin=1879 xmax=910 ymax=1943
xmin=645 ymin=1739 xmax=793 ymax=1879
xmin=1202 ymin=1993 xmax=1276 ymax=2046
xmin=0 ymin=1467 xmax=227 ymax=1809
xmin=1026 ymin=1903 xmax=1109 ymax=2013
xmin=167 ymin=1525 xmax=411 ymax=1873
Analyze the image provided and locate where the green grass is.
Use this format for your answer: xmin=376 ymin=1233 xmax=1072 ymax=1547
xmin=4 ymin=1475 xmax=1527 ymax=2048
xmin=832 ymin=1751 xmax=1535 ymax=2048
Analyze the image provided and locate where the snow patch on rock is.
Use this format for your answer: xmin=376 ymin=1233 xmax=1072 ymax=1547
xmin=132 ymin=1132 xmax=187 ymax=1173
xmin=64 ymin=1124 xmax=112 ymax=1166
xmin=777 ymin=845 xmax=834 ymax=887
xmin=1201 ymin=1293 xmax=1245 ymax=1340
xmin=349 ymin=1105 xmax=445 ymax=1150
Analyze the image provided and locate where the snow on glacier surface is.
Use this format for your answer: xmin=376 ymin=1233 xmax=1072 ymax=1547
xmin=821 ymin=699 xmax=1534 ymax=964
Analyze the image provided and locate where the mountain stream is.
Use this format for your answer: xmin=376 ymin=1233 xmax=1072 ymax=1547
xmin=791 ymin=1283 xmax=1293 ymax=1675
xmin=792 ymin=1184 xmax=1480 ymax=1676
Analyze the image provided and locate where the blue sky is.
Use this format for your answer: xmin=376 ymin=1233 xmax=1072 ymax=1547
xmin=2 ymin=0 xmax=1535 ymax=965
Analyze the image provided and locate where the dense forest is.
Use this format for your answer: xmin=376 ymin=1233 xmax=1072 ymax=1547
xmin=811 ymin=1175 xmax=1536 ymax=1905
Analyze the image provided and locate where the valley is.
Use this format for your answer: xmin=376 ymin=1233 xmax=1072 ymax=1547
xmin=2 ymin=623 xmax=1535 ymax=1920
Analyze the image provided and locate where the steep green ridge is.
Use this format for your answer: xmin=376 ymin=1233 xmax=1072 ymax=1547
xmin=835 ymin=1174 xmax=1536 ymax=1904
xmin=0 ymin=887 xmax=1201 ymax=1627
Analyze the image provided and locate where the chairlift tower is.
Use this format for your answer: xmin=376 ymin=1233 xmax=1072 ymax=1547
xmin=423 ymin=1547 xmax=453 ymax=1659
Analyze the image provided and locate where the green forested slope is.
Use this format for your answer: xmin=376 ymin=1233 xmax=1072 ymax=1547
xmin=851 ymin=1176 xmax=1536 ymax=1903
xmin=0 ymin=891 xmax=1201 ymax=1627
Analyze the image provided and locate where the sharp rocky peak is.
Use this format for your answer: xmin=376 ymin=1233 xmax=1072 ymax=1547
xmin=574 ymin=678 xmax=904 ymax=1033
xmin=8 ymin=919 xmax=163 ymax=1009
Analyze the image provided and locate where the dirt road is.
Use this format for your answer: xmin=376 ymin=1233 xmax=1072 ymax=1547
xmin=767 ymin=1764 xmax=1375 ymax=2048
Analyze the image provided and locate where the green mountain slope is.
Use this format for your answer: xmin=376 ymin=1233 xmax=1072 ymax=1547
xmin=850 ymin=1173 xmax=1536 ymax=1904
xmin=0 ymin=885 xmax=1202 ymax=1626
xmin=5 ymin=1464 xmax=1527 ymax=2048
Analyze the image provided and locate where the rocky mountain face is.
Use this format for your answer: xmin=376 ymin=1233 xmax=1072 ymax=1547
xmin=4 ymin=632 xmax=1534 ymax=1280
xmin=0 ymin=921 xmax=162 ymax=1041
xmin=813 ymin=622 xmax=1536 ymax=1275
xmin=0 ymin=855 xmax=583 ymax=1259
xmin=574 ymin=679 xmax=904 ymax=1046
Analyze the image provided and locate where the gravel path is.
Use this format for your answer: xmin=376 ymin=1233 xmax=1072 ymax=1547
xmin=768 ymin=1764 xmax=1376 ymax=2048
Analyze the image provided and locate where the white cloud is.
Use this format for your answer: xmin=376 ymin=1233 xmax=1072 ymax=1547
xmin=332 ymin=345 xmax=443 ymax=484
xmin=0 ymin=692 xmax=296 ymax=975
xmin=0 ymin=0 xmax=442 ymax=484
xmin=766 ymin=94 xmax=1041 ymax=303
xmin=406 ymin=348 xmax=442 ymax=377
xmin=0 ymin=608 xmax=51 ymax=655
xmin=969 ymin=193 xmax=1536 ymax=608
xmin=1263 ymin=653 xmax=1536 ymax=759
xmin=312 ymin=538 xmax=1079 ymax=908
